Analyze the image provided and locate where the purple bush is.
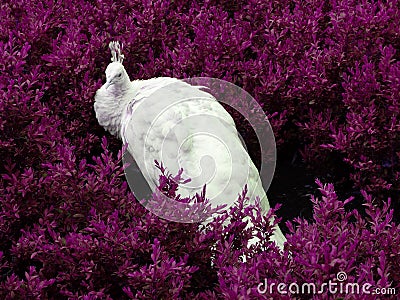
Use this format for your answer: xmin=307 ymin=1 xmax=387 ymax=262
xmin=1 ymin=0 xmax=399 ymax=298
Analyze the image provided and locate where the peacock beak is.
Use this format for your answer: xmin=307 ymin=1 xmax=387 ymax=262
xmin=104 ymin=79 xmax=113 ymax=89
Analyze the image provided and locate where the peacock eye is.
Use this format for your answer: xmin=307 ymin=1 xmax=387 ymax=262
xmin=118 ymin=73 xmax=122 ymax=77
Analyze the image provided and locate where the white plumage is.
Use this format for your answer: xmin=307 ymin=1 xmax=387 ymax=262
xmin=94 ymin=42 xmax=286 ymax=250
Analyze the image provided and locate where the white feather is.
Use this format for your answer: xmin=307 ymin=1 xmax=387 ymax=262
xmin=94 ymin=42 xmax=286 ymax=250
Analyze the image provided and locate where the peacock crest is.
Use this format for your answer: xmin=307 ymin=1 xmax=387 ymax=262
xmin=109 ymin=41 xmax=124 ymax=63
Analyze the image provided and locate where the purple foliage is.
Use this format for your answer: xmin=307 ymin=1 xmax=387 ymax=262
xmin=1 ymin=0 xmax=399 ymax=298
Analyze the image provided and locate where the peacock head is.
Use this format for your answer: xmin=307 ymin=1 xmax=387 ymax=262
xmin=104 ymin=61 xmax=129 ymax=89
xmin=103 ymin=41 xmax=130 ymax=90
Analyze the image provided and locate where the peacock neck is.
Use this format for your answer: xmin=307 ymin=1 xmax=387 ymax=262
xmin=94 ymin=82 xmax=134 ymax=137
